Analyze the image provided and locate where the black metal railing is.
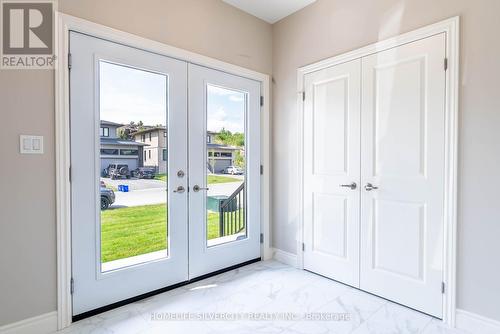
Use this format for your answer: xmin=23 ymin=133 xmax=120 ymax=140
xmin=219 ymin=183 xmax=245 ymax=237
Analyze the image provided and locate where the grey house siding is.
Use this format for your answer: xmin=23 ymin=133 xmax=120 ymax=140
xmin=99 ymin=121 xmax=147 ymax=174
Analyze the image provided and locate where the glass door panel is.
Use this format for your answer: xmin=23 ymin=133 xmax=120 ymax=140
xmin=99 ymin=61 xmax=169 ymax=272
xmin=206 ymin=84 xmax=247 ymax=247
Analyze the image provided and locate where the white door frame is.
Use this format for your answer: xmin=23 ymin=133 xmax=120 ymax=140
xmin=54 ymin=12 xmax=271 ymax=330
xmin=297 ymin=17 xmax=459 ymax=326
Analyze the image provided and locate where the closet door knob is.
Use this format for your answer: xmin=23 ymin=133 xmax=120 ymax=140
xmin=364 ymin=183 xmax=378 ymax=191
xmin=340 ymin=182 xmax=357 ymax=190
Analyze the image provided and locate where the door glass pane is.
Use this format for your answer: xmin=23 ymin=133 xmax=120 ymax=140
xmin=206 ymin=84 xmax=247 ymax=247
xmin=99 ymin=61 xmax=168 ymax=272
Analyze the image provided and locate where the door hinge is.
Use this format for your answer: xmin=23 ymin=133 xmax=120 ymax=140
xmin=302 ymin=91 xmax=305 ymax=101
xmin=70 ymin=278 xmax=74 ymax=294
xmin=260 ymin=96 xmax=264 ymax=107
xmin=441 ymin=282 xmax=445 ymax=294
xmin=260 ymin=165 xmax=264 ymax=175
xmin=260 ymin=233 xmax=264 ymax=244
xmin=444 ymin=58 xmax=448 ymax=71
xmin=68 ymin=53 xmax=72 ymax=70
xmin=302 ymin=243 xmax=305 ymax=251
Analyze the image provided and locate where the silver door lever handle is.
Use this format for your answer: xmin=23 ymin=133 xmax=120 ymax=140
xmin=364 ymin=183 xmax=378 ymax=191
xmin=340 ymin=182 xmax=357 ymax=190
xmin=193 ymin=185 xmax=209 ymax=192
xmin=173 ymin=186 xmax=185 ymax=193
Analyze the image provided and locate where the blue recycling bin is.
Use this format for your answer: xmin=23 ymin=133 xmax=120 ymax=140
xmin=118 ymin=185 xmax=129 ymax=192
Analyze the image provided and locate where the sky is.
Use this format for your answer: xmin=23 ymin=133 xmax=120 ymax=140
xmin=100 ymin=61 xmax=246 ymax=133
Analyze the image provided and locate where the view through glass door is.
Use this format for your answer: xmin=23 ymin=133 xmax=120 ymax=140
xmin=99 ymin=60 xmax=170 ymax=272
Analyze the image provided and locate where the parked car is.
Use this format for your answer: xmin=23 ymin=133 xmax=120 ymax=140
xmin=100 ymin=187 xmax=115 ymax=210
xmin=223 ymin=166 xmax=244 ymax=175
xmin=132 ymin=167 xmax=156 ymax=179
xmin=105 ymin=164 xmax=131 ymax=180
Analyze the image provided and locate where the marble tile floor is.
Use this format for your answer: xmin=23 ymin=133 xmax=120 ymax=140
xmin=55 ymin=260 xmax=469 ymax=334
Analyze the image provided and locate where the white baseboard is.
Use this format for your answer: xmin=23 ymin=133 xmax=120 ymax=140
xmin=273 ymin=248 xmax=298 ymax=267
xmin=0 ymin=311 xmax=57 ymax=334
xmin=456 ymin=309 xmax=500 ymax=334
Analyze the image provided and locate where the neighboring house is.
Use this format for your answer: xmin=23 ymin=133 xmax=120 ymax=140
xmin=133 ymin=126 xmax=168 ymax=173
xmin=100 ymin=120 xmax=148 ymax=173
xmin=133 ymin=128 xmax=237 ymax=174
xmin=206 ymin=131 xmax=237 ymax=173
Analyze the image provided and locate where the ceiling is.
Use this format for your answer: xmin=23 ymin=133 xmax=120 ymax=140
xmin=222 ymin=0 xmax=317 ymax=24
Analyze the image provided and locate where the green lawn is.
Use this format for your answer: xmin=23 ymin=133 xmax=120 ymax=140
xmin=154 ymin=173 xmax=239 ymax=184
xmin=154 ymin=174 xmax=167 ymax=182
xmin=101 ymin=204 xmax=244 ymax=263
xmin=207 ymin=175 xmax=241 ymax=184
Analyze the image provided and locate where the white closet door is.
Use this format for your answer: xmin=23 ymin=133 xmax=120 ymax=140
xmin=360 ymin=33 xmax=446 ymax=317
xmin=303 ymin=59 xmax=361 ymax=287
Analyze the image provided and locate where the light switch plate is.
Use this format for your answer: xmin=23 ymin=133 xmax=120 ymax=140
xmin=20 ymin=135 xmax=44 ymax=154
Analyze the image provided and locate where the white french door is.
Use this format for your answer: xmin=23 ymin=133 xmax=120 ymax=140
xmin=70 ymin=33 xmax=261 ymax=316
xmin=188 ymin=64 xmax=261 ymax=278
xmin=70 ymin=32 xmax=188 ymax=315
xmin=303 ymin=33 xmax=446 ymax=318
xmin=303 ymin=59 xmax=361 ymax=287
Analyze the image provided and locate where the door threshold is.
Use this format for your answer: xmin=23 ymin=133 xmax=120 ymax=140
xmin=72 ymin=257 xmax=261 ymax=322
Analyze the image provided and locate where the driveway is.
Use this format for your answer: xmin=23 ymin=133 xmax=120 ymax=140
xmin=111 ymin=188 xmax=167 ymax=208
xmin=208 ymin=181 xmax=243 ymax=197
xmin=102 ymin=177 xmax=165 ymax=190
xmin=104 ymin=177 xmax=243 ymax=208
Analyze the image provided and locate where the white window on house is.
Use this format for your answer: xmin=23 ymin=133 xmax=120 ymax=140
xmin=162 ymin=149 xmax=167 ymax=161
xmin=100 ymin=148 xmax=118 ymax=155
xmin=207 ymin=135 xmax=211 ymax=143
xmin=163 ymin=131 xmax=167 ymax=137
xmin=100 ymin=127 xmax=109 ymax=137
xmin=149 ymin=150 xmax=151 ymax=159
xmin=143 ymin=150 xmax=146 ymax=161
xmin=141 ymin=134 xmax=146 ymax=142
xmin=120 ymin=149 xmax=138 ymax=156
xmin=149 ymin=133 xmax=152 ymax=141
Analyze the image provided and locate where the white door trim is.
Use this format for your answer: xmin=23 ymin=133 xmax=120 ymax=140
xmin=297 ymin=16 xmax=459 ymax=327
xmin=54 ymin=12 xmax=271 ymax=330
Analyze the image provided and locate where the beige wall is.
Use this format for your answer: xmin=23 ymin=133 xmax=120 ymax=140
xmin=0 ymin=0 xmax=271 ymax=326
xmin=272 ymin=0 xmax=500 ymax=322
xmin=3 ymin=0 xmax=500 ymax=327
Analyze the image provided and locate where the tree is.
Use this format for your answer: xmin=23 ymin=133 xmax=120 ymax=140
xmin=117 ymin=128 xmax=129 ymax=139
xmin=215 ymin=128 xmax=244 ymax=147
